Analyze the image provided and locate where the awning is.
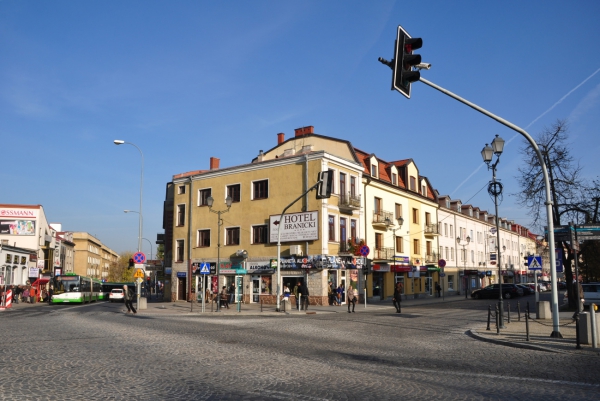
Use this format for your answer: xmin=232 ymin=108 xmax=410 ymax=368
xmin=31 ymin=278 xmax=50 ymax=287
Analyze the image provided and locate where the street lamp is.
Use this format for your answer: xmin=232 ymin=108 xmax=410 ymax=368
xmin=207 ymin=195 xmax=233 ymax=312
xmin=123 ymin=210 xmax=143 ymax=252
xmin=387 ymin=216 xmax=404 ymax=298
xmin=142 ymin=238 xmax=153 ymax=260
xmin=114 ymin=140 xmax=144 ymax=253
xmin=482 ymin=134 xmax=506 ymax=328
xmin=456 ymin=236 xmax=471 ymax=299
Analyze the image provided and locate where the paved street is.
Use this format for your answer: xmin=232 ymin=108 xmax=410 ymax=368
xmin=1 ymin=297 xmax=599 ymax=400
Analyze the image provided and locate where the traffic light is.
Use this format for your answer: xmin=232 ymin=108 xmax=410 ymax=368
xmin=316 ymin=170 xmax=333 ymax=199
xmin=128 ymin=258 xmax=134 ymax=269
xmin=392 ymin=26 xmax=422 ymax=98
xmin=524 ymin=256 xmax=529 ymax=267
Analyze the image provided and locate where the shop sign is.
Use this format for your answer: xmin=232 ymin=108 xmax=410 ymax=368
xmin=391 ymin=265 xmax=412 ymax=272
xmin=269 ymin=211 xmax=319 ymax=243
xmin=464 ymin=270 xmax=479 ymax=275
xmin=372 ymin=264 xmax=390 ymax=272
xmin=176 ymin=271 xmax=186 ymax=278
xmin=393 ymin=255 xmax=410 ymax=265
xmin=247 ymin=261 xmax=275 ymax=274
xmin=165 ymin=267 xmax=172 ymax=275
xmin=29 ymin=267 xmax=40 ymax=278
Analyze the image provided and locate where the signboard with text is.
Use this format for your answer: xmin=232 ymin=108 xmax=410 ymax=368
xmin=270 ymin=211 xmax=319 ymax=243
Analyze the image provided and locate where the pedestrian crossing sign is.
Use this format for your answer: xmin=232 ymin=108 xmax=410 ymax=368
xmin=200 ymin=263 xmax=210 ymax=274
xmin=527 ymin=256 xmax=542 ymax=270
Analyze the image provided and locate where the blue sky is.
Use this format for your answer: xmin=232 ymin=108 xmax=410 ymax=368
xmin=1 ymin=1 xmax=599 ymax=255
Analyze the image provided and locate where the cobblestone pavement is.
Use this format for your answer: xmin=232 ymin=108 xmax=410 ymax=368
xmin=1 ymin=297 xmax=599 ymax=400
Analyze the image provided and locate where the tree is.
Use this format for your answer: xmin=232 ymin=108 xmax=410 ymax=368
xmin=514 ymin=119 xmax=599 ymax=308
xmin=107 ymin=251 xmax=135 ymax=282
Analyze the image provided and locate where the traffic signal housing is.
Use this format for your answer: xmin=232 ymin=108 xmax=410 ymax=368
xmin=392 ymin=26 xmax=422 ymax=98
xmin=316 ymin=170 xmax=333 ymax=199
xmin=128 ymin=258 xmax=134 ymax=269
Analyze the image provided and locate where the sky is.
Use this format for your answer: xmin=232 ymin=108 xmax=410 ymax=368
xmin=1 ymin=1 xmax=599 ymax=256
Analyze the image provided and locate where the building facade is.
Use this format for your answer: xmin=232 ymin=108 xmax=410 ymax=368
xmin=71 ymin=232 xmax=119 ymax=280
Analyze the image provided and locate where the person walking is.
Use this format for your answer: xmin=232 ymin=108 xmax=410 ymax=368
xmin=299 ymin=281 xmax=309 ymax=311
xmin=293 ymin=281 xmax=301 ymax=310
xmin=435 ymin=282 xmax=442 ymax=298
xmin=336 ymin=284 xmax=343 ymax=306
xmin=228 ymin=282 xmax=236 ymax=304
xmin=347 ymin=286 xmax=357 ymax=313
xmin=393 ymin=282 xmax=403 ymax=313
xmin=123 ymin=285 xmax=137 ymax=314
xmin=220 ymin=286 xmax=230 ymax=309
xmin=23 ymin=287 xmax=30 ymax=304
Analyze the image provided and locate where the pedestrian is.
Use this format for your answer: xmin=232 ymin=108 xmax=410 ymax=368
xmin=229 ymin=282 xmax=236 ymax=304
xmin=23 ymin=287 xmax=30 ymax=304
xmin=220 ymin=286 xmax=229 ymax=309
xmin=293 ymin=281 xmax=301 ymax=310
xmin=48 ymin=286 xmax=53 ymax=305
xmin=393 ymin=282 xmax=403 ymax=313
xmin=299 ymin=281 xmax=309 ymax=310
xmin=347 ymin=286 xmax=357 ymax=313
xmin=328 ymin=282 xmax=334 ymax=306
xmin=435 ymin=282 xmax=442 ymax=298
xmin=12 ymin=285 xmax=19 ymax=304
xmin=336 ymin=284 xmax=343 ymax=305
xmin=123 ymin=285 xmax=137 ymax=314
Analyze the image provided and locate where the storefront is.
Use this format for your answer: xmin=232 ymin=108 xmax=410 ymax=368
xmin=246 ymin=261 xmax=274 ymax=303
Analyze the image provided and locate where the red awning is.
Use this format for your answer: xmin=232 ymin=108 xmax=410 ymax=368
xmin=31 ymin=278 xmax=50 ymax=287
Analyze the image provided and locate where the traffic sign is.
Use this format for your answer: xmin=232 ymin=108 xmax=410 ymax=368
xmin=133 ymin=268 xmax=145 ymax=279
xmin=438 ymin=259 xmax=446 ymax=268
xmin=199 ymin=263 xmax=210 ymax=275
xmin=527 ymin=256 xmax=542 ymax=270
xmin=133 ymin=252 xmax=146 ymax=264
xmin=359 ymin=245 xmax=370 ymax=256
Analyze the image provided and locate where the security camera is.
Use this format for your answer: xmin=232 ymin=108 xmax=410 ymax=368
xmin=415 ymin=63 xmax=431 ymax=70
xmin=236 ymin=250 xmax=248 ymax=258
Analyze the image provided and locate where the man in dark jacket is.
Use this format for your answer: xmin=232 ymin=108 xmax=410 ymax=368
xmin=123 ymin=285 xmax=137 ymax=314
xmin=299 ymin=281 xmax=309 ymax=311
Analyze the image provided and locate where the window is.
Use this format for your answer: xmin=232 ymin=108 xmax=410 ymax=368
xmin=395 ymin=203 xmax=402 ymax=220
xmin=339 ymin=217 xmax=347 ymax=243
xmin=226 ymin=227 xmax=240 ymax=245
xmin=227 ymin=184 xmax=241 ymax=202
xmin=375 ymin=233 xmax=383 ymax=250
xmin=252 ymin=225 xmax=268 ymax=244
xmin=371 ymin=164 xmax=377 ymax=177
xmin=374 ymin=197 xmax=382 ymax=214
xmin=426 ymin=241 xmax=432 ymax=256
xmin=178 ymin=185 xmax=186 ymax=195
xmin=328 ymin=215 xmax=336 ymax=241
xmin=176 ymin=240 xmax=184 ymax=262
xmin=448 ymin=275 xmax=454 ymax=291
xmin=391 ymin=173 xmax=397 ymax=185
xmin=350 ymin=219 xmax=357 ymax=241
xmin=421 ymin=185 xmax=427 ymax=197
xmin=425 ymin=212 xmax=431 ymax=226
xmin=339 ymin=172 xmax=346 ymax=196
xmin=444 ymin=223 xmax=448 ymax=236
xmin=197 ymin=230 xmax=210 ymax=247
xmin=350 ymin=176 xmax=356 ymax=196
xmin=253 ymin=180 xmax=268 ymax=200
xmin=412 ymin=208 xmax=419 ymax=224
xmin=451 ymin=248 xmax=454 ymax=261
xmin=409 ymin=176 xmax=416 ymax=191
xmin=450 ymin=225 xmax=454 ymax=237
xmin=177 ymin=204 xmax=186 ymax=226
xmin=328 ymin=169 xmax=335 ymax=193
xmin=198 ymin=189 xmax=211 ymax=206
xmin=413 ymin=239 xmax=419 ymax=254
xmin=396 ymin=236 xmax=403 ymax=253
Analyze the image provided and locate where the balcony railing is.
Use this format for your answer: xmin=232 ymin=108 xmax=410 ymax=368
xmin=425 ymin=253 xmax=438 ymax=263
xmin=339 ymin=193 xmax=361 ymax=210
xmin=373 ymin=247 xmax=394 ymax=261
xmin=339 ymin=241 xmax=352 ymax=254
xmin=424 ymin=224 xmax=439 ymax=236
xmin=372 ymin=210 xmax=394 ymax=227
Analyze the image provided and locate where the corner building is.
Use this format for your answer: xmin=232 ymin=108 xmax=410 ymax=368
xmin=164 ymin=126 xmax=366 ymax=305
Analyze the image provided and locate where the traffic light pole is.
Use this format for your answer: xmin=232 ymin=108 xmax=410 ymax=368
xmin=418 ymin=77 xmax=562 ymax=337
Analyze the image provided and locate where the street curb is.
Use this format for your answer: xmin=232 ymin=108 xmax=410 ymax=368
xmin=467 ymin=329 xmax=564 ymax=353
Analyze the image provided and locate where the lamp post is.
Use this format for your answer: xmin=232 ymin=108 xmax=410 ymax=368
xmin=387 ymin=216 xmax=404 ymax=296
xmin=482 ymin=134 xmax=506 ymax=329
xmin=142 ymin=237 xmax=153 ymax=260
xmin=114 ymin=140 xmax=144 ymax=253
xmin=457 ymin=236 xmax=471 ymax=299
xmin=207 ymin=195 xmax=233 ymax=312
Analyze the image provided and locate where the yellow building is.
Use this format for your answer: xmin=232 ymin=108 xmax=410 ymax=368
xmin=72 ymin=232 xmax=119 ymax=280
xmin=166 ymin=126 xmax=366 ymax=305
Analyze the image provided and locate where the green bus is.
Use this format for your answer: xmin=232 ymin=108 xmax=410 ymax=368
xmin=52 ymin=274 xmax=104 ymax=303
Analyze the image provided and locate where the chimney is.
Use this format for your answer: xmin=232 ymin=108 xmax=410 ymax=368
xmin=294 ymin=126 xmax=314 ymax=137
xmin=210 ymin=157 xmax=220 ymax=170
xmin=277 ymin=133 xmax=285 ymax=144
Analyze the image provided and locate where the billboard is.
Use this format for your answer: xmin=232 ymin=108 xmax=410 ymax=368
xmin=0 ymin=219 xmax=36 ymax=235
xmin=269 ymin=211 xmax=319 ymax=243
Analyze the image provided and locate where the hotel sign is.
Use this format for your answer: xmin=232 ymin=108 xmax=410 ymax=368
xmin=269 ymin=211 xmax=318 ymax=243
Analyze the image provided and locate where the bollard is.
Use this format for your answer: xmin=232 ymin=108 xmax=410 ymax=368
xmin=525 ymin=312 xmax=530 ymax=341
xmin=282 ymin=298 xmax=285 ymax=313
xmin=487 ymin=305 xmax=492 ymax=331
xmin=260 ymin=297 xmax=263 ymax=313
xmin=517 ymin=301 xmax=521 ymax=322
xmin=507 ymin=302 xmax=511 ymax=324
xmin=527 ymin=301 xmax=530 ymax=319
xmin=496 ymin=304 xmax=500 ymax=334
xmin=575 ymin=313 xmax=581 ymax=349
xmin=591 ymin=304 xmax=598 ymax=350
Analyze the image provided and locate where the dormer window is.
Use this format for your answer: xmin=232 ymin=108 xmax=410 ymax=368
xmin=391 ymin=173 xmax=397 ymax=185
xmin=446 ymin=199 xmax=451 ymax=208
xmin=371 ymin=164 xmax=377 ymax=177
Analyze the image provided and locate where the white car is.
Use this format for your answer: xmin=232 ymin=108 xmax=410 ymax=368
xmin=109 ymin=289 xmax=124 ymax=302
xmin=582 ymin=283 xmax=600 ymax=308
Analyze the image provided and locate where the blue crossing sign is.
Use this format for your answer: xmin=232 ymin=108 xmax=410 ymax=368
xmin=199 ymin=263 xmax=210 ymax=275
xmin=527 ymin=256 xmax=542 ymax=270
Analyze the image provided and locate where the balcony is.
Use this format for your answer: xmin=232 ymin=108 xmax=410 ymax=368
xmin=373 ymin=247 xmax=394 ymax=261
xmin=425 ymin=253 xmax=438 ymax=263
xmin=339 ymin=193 xmax=361 ymax=212
xmin=424 ymin=224 xmax=440 ymax=236
xmin=372 ymin=210 xmax=394 ymax=229
xmin=338 ymin=241 xmax=353 ymax=255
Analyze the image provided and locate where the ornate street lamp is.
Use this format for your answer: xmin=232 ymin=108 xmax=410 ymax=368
xmin=207 ymin=195 xmax=233 ymax=312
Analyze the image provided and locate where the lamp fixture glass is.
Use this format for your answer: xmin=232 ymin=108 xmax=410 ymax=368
xmin=481 ymin=143 xmax=493 ymax=163
xmin=491 ymin=134 xmax=505 ymax=154
xmin=225 ymin=196 xmax=233 ymax=208
xmin=113 ymin=140 xmax=125 ymax=145
xmin=206 ymin=196 xmax=214 ymax=207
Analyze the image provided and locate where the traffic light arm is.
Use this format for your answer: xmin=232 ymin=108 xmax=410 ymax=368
xmin=419 ymin=75 xmax=560 ymax=337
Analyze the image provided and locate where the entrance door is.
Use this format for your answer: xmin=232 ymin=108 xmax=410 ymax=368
xmin=425 ymin=276 xmax=432 ymax=296
xmin=177 ymin=277 xmax=186 ymax=301
xmin=252 ymin=278 xmax=260 ymax=303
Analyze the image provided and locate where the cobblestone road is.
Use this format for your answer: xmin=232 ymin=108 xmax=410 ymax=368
xmin=1 ymin=302 xmax=598 ymax=400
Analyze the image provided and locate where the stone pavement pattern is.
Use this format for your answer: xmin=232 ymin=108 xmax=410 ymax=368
xmin=1 ymin=296 xmax=599 ymax=400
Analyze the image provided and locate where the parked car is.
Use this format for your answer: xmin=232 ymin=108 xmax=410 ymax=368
xmin=471 ymin=284 xmax=523 ymax=299
xmin=582 ymin=283 xmax=600 ymax=308
xmin=558 ymin=281 xmax=567 ymax=290
xmin=109 ymin=289 xmax=124 ymax=302
xmin=516 ymin=284 xmax=534 ymax=295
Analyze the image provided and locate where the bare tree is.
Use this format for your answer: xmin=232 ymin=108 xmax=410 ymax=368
xmin=514 ymin=119 xmax=591 ymax=308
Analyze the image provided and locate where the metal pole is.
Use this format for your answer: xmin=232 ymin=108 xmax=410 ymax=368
xmin=493 ymin=170 xmax=505 ymax=329
xmin=216 ymin=214 xmax=221 ymax=312
xmin=419 ymin=77 xmax=560 ymax=337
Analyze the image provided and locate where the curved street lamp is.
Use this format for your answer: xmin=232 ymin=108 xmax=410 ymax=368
xmin=207 ymin=195 xmax=233 ymax=312
xmin=457 ymin=236 xmax=471 ymax=299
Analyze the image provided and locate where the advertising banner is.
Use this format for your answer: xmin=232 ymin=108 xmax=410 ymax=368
xmin=269 ymin=211 xmax=318 ymax=243
xmin=0 ymin=220 xmax=36 ymax=235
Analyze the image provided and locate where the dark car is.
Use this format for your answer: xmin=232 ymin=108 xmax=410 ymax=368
xmin=471 ymin=284 xmax=524 ymax=299
xmin=516 ymin=284 xmax=534 ymax=295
